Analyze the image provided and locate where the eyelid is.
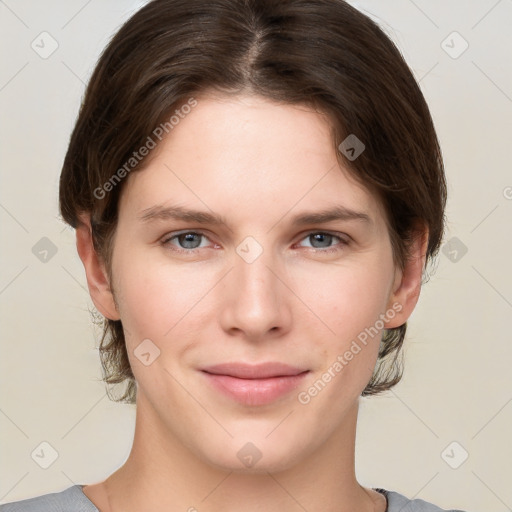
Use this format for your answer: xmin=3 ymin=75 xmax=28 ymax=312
xmin=160 ymin=229 xmax=215 ymax=250
xmin=160 ymin=229 xmax=350 ymax=254
xmin=295 ymin=229 xmax=351 ymax=244
xmin=294 ymin=230 xmax=350 ymax=253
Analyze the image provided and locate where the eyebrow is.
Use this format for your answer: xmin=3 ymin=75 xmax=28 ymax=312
xmin=137 ymin=204 xmax=372 ymax=227
xmin=289 ymin=206 xmax=372 ymax=226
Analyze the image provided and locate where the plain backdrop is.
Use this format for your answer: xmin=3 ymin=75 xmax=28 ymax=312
xmin=1 ymin=1 xmax=511 ymax=510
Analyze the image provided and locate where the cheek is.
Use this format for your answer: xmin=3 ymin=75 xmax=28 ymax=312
xmin=295 ymin=254 xmax=394 ymax=396
xmin=111 ymin=254 xmax=217 ymax=401
xmin=112 ymin=232 xmax=394 ymax=356
xmin=111 ymin=248 xmax=213 ymax=347
xmin=296 ymin=257 xmax=394 ymax=342
xmin=293 ymin=264 xmax=391 ymax=411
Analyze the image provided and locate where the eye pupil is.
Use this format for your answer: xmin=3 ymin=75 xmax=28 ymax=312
xmin=311 ymin=233 xmax=332 ymax=248
xmin=179 ymin=233 xmax=201 ymax=248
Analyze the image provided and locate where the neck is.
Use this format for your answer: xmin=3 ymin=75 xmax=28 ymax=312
xmin=100 ymin=395 xmax=379 ymax=512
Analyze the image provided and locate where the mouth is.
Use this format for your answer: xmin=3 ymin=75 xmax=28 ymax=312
xmin=200 ymin=362 xmax=310 ymax=406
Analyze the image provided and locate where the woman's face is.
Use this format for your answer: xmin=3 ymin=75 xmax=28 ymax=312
xmin=107 ymin=93 xmax=404 ymax=472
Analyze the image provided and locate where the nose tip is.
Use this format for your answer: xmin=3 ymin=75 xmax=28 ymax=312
xmin=218 ymin=243 xmax=291 ymax=340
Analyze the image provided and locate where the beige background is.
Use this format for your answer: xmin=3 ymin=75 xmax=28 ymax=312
xmin=1 ymin=1 xmax=511 ymax=510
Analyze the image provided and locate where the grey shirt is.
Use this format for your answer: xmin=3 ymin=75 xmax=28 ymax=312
xmin=0 ymin=485 xmax=467 ymax=511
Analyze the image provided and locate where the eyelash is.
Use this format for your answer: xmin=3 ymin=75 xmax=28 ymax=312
xmin=160 ymin=230 xmax=349 ymax=255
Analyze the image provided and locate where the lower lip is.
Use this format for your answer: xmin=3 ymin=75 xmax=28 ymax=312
xmin=202 ymin=371 xmax=309 ymax=406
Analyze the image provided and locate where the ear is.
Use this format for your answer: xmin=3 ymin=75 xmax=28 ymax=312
xmin=75 ymin=213 xmax=120 ymax=321
xmin=384 ymin=222 xmax=429 ymax=329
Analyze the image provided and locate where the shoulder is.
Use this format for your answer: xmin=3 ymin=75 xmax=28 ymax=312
xmin=0 ymin=485 xmax=98 ymax=512
xmin=379 ymin=488 xmax=468 ymax=512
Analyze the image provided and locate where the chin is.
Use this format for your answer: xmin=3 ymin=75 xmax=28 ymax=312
xmin=196 ymin=433 xmax=308 ymax=475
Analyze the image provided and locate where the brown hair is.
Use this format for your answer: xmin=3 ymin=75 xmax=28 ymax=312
xmin=59 ymin=0 xmax=446 ymax=403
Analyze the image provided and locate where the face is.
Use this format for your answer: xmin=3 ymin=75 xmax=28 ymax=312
xmin=95 ymin=93 xmax=409 ymax=472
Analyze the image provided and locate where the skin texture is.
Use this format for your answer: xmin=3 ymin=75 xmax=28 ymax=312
xmin=77 ymin=93 xmax=427 ymax=512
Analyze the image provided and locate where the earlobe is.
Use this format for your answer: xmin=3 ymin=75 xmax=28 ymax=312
xmin=75 ymin=214 xmax=120 ymax=321
xmin=384 ymin=224 xmax=429 ymax=329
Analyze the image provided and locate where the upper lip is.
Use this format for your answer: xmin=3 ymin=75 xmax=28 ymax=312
xmin=201 ymin=362 xmax=308 ymax=379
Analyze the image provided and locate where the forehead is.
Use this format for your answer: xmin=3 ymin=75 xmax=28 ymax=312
xmin=118 ymin=93 xmax=385 ymax=227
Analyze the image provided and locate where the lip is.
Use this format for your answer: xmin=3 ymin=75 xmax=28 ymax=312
xmin=201 ymin=362 xmax=309 ymax=406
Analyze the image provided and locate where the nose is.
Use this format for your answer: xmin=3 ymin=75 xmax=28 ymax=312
xmin=218 ymin=242 xmax=293 ymax=342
